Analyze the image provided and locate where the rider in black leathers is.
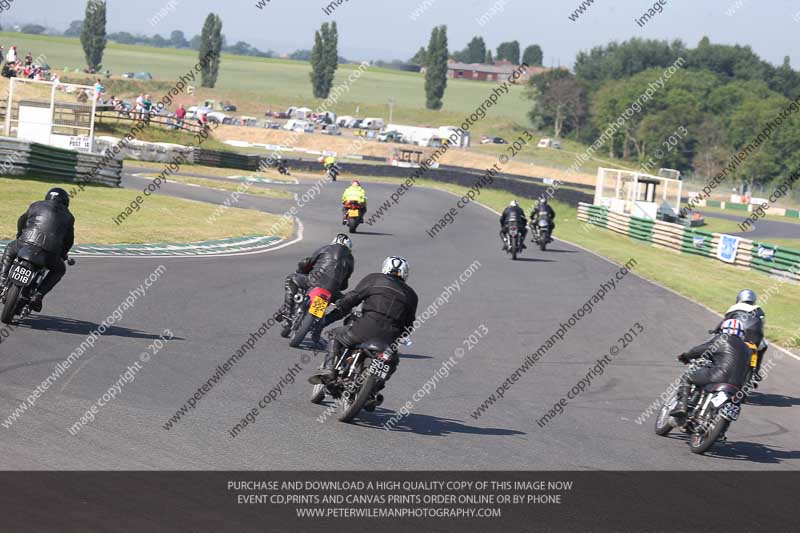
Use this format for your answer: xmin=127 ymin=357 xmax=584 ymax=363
xmin=670 ymin=320 xmax=751 ymax=420
xmin=499 ymin=200 xmax=527 ymax=251
xmin=530 ymin=196 xmax=556 ymax=242
xmin=309 ymin=256 xmax=418 ymax=386
xmin=282 ymin=234 xmax=355 ymax=343
xmin=711 ymin=289 xmax=766 ymax=379
xmin=1 ymin=188 xmax=75 ymax=312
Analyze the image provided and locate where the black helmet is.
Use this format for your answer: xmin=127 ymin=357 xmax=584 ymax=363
xmin=46 ymin=188 xmax=69 ymax=208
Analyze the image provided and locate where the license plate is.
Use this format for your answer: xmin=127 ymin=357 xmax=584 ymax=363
xmin=710 ymin=392 xmax=728 ymax=407
xmin=539 ymin=220 xmax=550 ymax=227
xmin=509 ymin=226 xmax=518 ymax=235
xmin=348 ymin=209 xmax=360 ymax=217
xmin=10 ymin=265 xmax=34 ymax=286
xmin=750 ymin=353 xmax=758 ymax=368
xmin=309 ymin=295 xmax=329 ymax=318
xmin=369 ymin=359 xmax=390 ymax=380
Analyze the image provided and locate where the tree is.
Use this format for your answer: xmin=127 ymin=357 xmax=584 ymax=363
xmin=527 ymin=71 xmax=586 ymax=138
xmin=522 ymin=44 xmax=543 ymax=66
xmin=21 ymin=24 xmax=47 ymax=35
xmin=485 ymin=50 xmax=493 ymax=64
xmin=80 ymin=0 xmax=107 ymax=71
xmin=64 ymin=20 xmax=84 ymax=37
xmin=410 ymin=46 xmax=427 ymax=67
xmin=290 ymin=49 xmax=312 ymax=61
xmin=424 ymin=25 xmax=449 ymax=110
xmin=169 ymin=30 xmax=189 ymax=48
xmin=496 ymin=41 xmax=520 ymax=64
xmin=310 ymin=30 xmax=326 ymax=97
xmin=323 ymin=22 xmax=339 ymax=96
xmin=198 ymin=13 xmax=223 ymax=88
xmin=309 ymin=22 xmax=338 ymax=98
xmin=575 ymin=38 xmax=687 ymax=88
xmin=464 ymin=36 xmax=486 ymax=63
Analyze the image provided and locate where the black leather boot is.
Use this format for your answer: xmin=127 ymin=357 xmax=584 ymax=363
xmin=308 ymin=337 xmax=341 ymax=384
xmin=670 ymin=384 xmax=692 ymax=418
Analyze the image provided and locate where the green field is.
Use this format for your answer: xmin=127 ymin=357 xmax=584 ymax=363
xmin=3 ymin=32 xmax=527 ymax=121
xmin=0 ymin=176 xmax=292 ymax=244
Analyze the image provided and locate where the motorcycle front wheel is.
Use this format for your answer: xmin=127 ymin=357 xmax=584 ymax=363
xmin=654 ymin=390 xmax=677 ymax=436
xmin=289 ymin=313 xmax=317 ymax=348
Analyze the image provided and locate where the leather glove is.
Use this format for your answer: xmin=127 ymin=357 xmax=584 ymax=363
xmin=677 ymin=353 xmax=690 ymax=364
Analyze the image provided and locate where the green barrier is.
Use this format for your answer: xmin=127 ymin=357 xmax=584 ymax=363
xmin=628 ymin=216 xmax=654 ymax=243
xmin=727 ymin=203 xmax=749 ymax=211
xmin=751 ymin=242 xmax=800 ymax=276
xmin=707 ymin=200 xmax=722 ymax=208
xmin=682 ymin=227 xmax=714 ymax=257
xmin=786 ymin=209 xmax=800 ymax=218
xmin=585 ymin=205 xmax=609 ymax=229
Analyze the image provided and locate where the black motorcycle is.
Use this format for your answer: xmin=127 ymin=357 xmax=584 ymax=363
xmin=504 ymin=224 xmax=523 ymax=260
xmin=654 ymin=357 xmax=742 ymax=455
xmin=1 ymin=247 xmax=74 ymax=325
xmin=310 ymin=312 xmax=410 ymax=423
xmin=532 ymin=218 xmax=552 ymax=251
xmin=326 ymin=164 xmax=339 ymax=182
xmin=281 ymin=285 xmax=332 ymax=348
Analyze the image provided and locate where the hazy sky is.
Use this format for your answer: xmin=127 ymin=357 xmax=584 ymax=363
xmin=4 ymin=0 xmax=800 ymax=68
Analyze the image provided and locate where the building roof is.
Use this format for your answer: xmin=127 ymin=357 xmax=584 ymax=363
xmin=447 ymin=62 xmax=519 ymax=74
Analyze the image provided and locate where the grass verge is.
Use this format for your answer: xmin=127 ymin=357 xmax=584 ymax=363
xmin=0 ymin=177 xmax=292 ymax=245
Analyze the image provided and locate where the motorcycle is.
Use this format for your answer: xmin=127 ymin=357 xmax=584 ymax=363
xmin=532 ymin=217 xmax=552 ymax=251
xmin=281 ymin=285 xmax=332 ymax=348
xmin=343 ymin=201 xmax=364 ymax=234
xmin=1 ymin=247 xmax=75 ymax=325
xmin=654 ymin=357 xmax=742 ymax=455
xmin=326 ymin=164 xmax=339 ymax=182
xmin=310 ymin=313 xmax=410 ymax=423
xmin=504 ymin=224 xmax=523 ymax=260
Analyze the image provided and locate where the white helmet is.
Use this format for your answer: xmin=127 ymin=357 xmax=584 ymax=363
xmin=509 ymin=200 xmax=518 ymax=207
xmin=381 ymin=256 xmax=410 ymax=281
xmin=332 ymin=234 xmax=352 ymax=250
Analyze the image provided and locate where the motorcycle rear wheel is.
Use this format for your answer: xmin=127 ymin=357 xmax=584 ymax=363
xmin=1 ymin=284 xmax=21 ymax=325
xmin=310 ymin=383 xmax=326 ymax=404
xmin=289 ymin=313 xmax=317 ymax=348
xmin=348 ymin=217 xmax=358 ymax=234
xmin=689 ymin=414 xmax=729 ymax=455
xmin=338 ymin=370 xmax=378 ymax=423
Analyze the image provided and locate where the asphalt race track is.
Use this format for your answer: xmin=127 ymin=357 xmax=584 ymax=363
xmin=2 ymin=171 xmax=799 ymax=470
xmin=701 ymin=210 xmax=800 ymax=240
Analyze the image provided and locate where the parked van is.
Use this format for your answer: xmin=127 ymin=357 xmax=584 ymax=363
xmin=360 ymin=118 xmax=385 ymax=130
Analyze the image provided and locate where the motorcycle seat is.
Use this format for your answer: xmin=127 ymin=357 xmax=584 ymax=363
xmin=355 ymin=340 xmax=390 ymax=352
xmin=17 ymin=245 xmax=50 ymax=267
xmin=703 ymin=383 xmax=740 ymax=394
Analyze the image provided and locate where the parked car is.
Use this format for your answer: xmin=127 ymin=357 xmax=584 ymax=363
xmin=121 ymin=72 xmax=135 ymax=79
xmin=378 ymin=131 xmax=404 ymax=143
xmin=206 ymin=111 xmax=228 ymax=124
xmin=223 ymin=104 xmax=238 ymax=112
xmin=337 ymin=115 xmax=354 ymax=127
xmin=264 ymin=121 xmax=281 ymax=129
xmin=349 ymin=118 xmax=364 ymax=129
xmin=537 ymin=137 xmax=562 ymax=149
xmin=133 ymin=72 xmax=153 ymax=81
xmin=321 ymin=124 xmax=342 ymax=136
xmin=481 ymin=136 xmax=507 ymax=145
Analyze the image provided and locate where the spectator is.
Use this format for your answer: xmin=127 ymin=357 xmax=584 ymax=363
xmin=94 ymin=78 xmax=104 ymax=102
xmin=6 ymin=45 xmax=17 ymax=64
xmin=143 ymin=94 xmax=153 ymax=122
xmin=175 ymin=104 xmax=186 ymax=129
xmin=135 ymin=93 xmax=145 ymax=119
xmin=76 ymin=89 xmax=89 ymax=103
xmin=24 ymin=53 xmax=32 ymax=67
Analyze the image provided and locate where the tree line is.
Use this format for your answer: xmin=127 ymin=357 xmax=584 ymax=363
xmin=529 ymin=37 xmax=800 ymax=190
